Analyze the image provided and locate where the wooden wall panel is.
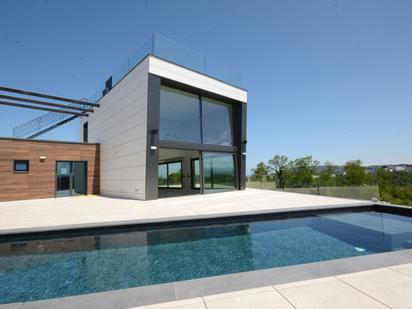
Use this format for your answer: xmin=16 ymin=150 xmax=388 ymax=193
xmin=0 ymin=138 xmax=100 ymax=201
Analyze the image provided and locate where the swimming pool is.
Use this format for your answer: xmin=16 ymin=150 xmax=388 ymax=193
xmin=1 ymin=206 xmax=412 ymax=304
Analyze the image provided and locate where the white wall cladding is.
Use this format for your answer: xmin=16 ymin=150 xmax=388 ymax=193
xmin=148 ymin=56 xmax=247 ymax=103
xmin=80 ymin=54 xmax=247 ymax=200
xmin=81 ymin=57 xmax=150 ymax=200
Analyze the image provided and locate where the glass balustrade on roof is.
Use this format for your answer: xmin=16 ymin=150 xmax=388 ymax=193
xmin=89 ymin=33 xmax=242 ymax=102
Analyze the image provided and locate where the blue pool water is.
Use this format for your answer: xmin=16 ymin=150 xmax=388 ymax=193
xmin=1 ymin=209 xmax=412 ymax=303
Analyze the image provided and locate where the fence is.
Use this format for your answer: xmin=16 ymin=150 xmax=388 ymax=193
xmin=246 ymin=181 xmax=380 ymax=201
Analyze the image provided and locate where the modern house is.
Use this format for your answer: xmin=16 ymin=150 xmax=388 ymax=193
xmin=0 ymin=34 xmax=247 ymax=201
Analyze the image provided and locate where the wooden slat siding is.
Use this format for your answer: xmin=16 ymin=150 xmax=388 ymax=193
xmin=0 ymin=139 xmax=100 ymax=201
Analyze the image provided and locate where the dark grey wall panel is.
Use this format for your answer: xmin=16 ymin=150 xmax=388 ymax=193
xmin=145 ymin=74 xmax=161 ymax=200
xmin=239 ymin=102 xmax=247 ymax=190
xmin=234 ymin=101 xmax=247 ymax=190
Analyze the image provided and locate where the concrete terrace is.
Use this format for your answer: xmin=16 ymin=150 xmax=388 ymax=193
xmin=0 ymin=188 xmax=370 ymax=234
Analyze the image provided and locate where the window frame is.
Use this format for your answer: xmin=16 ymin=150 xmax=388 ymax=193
xmin=191 ymin=158 xmax=201 ymax=190
xmin=13 ymin=160 xmax=29 ymax=173
xmin=158 ymin=160 xmax=183 ymax=189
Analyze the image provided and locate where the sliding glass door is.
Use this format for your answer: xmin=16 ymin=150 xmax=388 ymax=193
xmin=56 ymin=161 xmax=87 ymax=197
xmin=72 ymin=162 xmax=87 ymax=195
xmin=156 ymin=151 xmax=237 ymax=196
xmin=202 ymin=152 xmax=236 ymax=192
xmin=56 ymin=162 xmax=71 ymax=197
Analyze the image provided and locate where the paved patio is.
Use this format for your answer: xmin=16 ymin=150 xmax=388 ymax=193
xmin=0 ymin=188 xmax=369 ymax=233
xmin=131 ymin=263 xmax=412 ymax=309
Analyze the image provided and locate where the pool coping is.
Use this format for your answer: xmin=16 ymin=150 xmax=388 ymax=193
xmin=2 ymin=202 xmax=412 ymax=309
xmin=0 ymin=201 xmax=375 ymax=236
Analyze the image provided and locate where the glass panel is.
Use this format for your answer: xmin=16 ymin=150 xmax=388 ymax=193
xmin=154 ymin=33 xmax=205 ymax=74
xmin=168 ymin=162 xmax=182 ymax=188
xmin=158 ymin=164 xmax=168 ymax=188
xmin=72 ymin=162 xmax=86 ymax=195
xmin=160 ymin=86 xmax=201 ymax=143
xmin=202 ymin=97 xmax=234 ymax=146
xmin=191 ymin=159 xmax=200 ymax=189
xmin=89 ymin=34 xmax=241 ymax=102
xmin=203 ymin=153 xmax=236 ymax=191
xmin=56 ymin=162 xmax=71 ymax=197
xmin=204 ymin=56 xmax=242 ymax=88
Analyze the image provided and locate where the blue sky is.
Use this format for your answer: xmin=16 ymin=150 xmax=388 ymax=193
xmin=1 ymin=0 xmax=411 ymax=172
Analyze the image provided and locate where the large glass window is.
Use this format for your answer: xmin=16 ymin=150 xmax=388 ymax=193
xmin=160 ymin=86 xmax=201 ymax=143
xmin=168 ymin=162 xmax=182 ymax=188
xmin=158 ymin=161 xmax=183 ymax=189
xmin=159 ymin=86 xmax=234 ymax=146
xmin=203 ymin=153 xmax=236 ymax=191
xmin=158 ymin=164 xmax=168 ymax=188
xmin=202 ymin=97 xmax=234 ymax=146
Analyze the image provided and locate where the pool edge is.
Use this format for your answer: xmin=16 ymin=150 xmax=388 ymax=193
xmin=0 ymin=201 xmax=375 ymax=237
xmin=5 ymin=248 xmax=412 ymax=309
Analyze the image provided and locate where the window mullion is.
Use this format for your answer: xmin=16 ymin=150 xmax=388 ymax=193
xmin=199 ymin=95 xmax=203 ymax=144
xmin=166 ymin=163 xmax=169 ymax=188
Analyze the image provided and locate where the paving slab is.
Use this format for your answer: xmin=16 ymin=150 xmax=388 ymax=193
xmin=389 ymin=262 xmax=412 ymax=277
xmin=275 ymin=277 xmax=389 ymax=309
xmin=338 ymin=268 xmax=412 ymax=309
xmin=204 ymin=287 xmax=293 ymax=309
xmin=130 ymin=298 xmax=206 ymax=309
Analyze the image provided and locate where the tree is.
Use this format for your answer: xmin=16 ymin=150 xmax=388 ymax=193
xmin=376 ymin=168 xmax=412 ymax=206
xmin=250 ymin=162 xmax=270 ymax=182
xmin=377 ymin=167 xmax=391 ymax=199
xmin=319 ymin=161 xmax=336 ymax=186
xmin=268 ymin=155 xmax=289 ymax=189
xmin=343 ymin=160 xmax=366 ymax=186
xmin=287 ymin=156 xmax=320 ymax=188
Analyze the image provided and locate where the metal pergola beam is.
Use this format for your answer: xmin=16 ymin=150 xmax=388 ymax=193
xmin=0 ymin=100 xmax=88 ymax=116
xmin=0 ymin=86 xmax=98 ymax=107
xmin=0 ymin=94 xmax=93 ymax=113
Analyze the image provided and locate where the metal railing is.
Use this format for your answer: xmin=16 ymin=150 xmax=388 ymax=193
xmin=13 ymin=102 xmax=88 ymax=138
xmin=246 ymin=181 xmax=380 ymax=201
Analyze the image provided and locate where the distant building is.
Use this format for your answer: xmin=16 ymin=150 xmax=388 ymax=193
xmin=374 ymin=164 xmax=412 ymax=173
xmin=366 ymin=166 xmax=378 ymax=174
